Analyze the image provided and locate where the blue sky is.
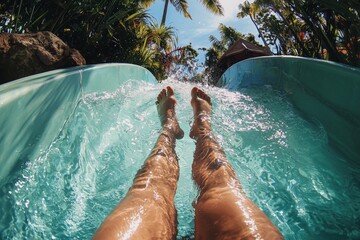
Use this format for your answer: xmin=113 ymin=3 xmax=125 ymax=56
xmin=148 ymin=0 xmax=257 ymax=64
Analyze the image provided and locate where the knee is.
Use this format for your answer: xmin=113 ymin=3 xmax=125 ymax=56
xmin=208 ymin=158 xmax=226 ymax=170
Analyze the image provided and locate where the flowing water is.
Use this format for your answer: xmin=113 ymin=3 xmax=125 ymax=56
xmin=0 ymin=79 xmax=359 ymax=239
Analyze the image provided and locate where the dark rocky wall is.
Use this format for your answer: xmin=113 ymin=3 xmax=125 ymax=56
xmin=0 ymin=31 xmax=86 ymax=84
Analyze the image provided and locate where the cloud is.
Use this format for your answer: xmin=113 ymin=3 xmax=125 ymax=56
xmin=194 ymin=1 xmax=252 ymax=34
xmin=168 ymin=0 xmax=256 ymax=61
xmin=219 ymin=0 xmax=241 ymax=22
xmin=174 ymin=0 xmax=256 ymax=46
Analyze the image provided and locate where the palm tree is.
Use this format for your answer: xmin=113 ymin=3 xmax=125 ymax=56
xmin=0 ymin=0 xmax=153 ymax=63
xmin=209 ymin=23 xmax=254 ymax=52
xmin=204 ymin=24 xmax=261 ymax=83
xmin=254 ymin=0 xmax=312 ymax=56
xmin=237 ymin=1 xmax=269 ymax=49
xmin=292 ymin=0 xmax=347 ymax=62
xmin=133 ymin=20 xmax=178 ymax=78
xmin=140 ymin=0 xmax=223 ymax=25
xmin=239 ymin=0 xmax=359 ymax=66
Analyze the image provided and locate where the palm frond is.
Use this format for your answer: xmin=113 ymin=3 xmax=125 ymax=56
xmin=200 ymin=0 xmax=223 ymax=15
xmin=171 ymin=0 xmax=192 ymax=19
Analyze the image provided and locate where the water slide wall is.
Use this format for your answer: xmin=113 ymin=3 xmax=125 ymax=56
xmin=0 ymin=57 xmax=359 ymax=183
xmin=218 ymin=56 xmax=360 ymax=162
xmin=0 ymin=64 xmax=157 ymax=183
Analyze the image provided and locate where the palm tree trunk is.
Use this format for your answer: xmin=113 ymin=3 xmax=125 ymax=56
xmin=161 ymin=0 xmax=169 ymax=25
xmin=294 ymin=0 xmax=345 ymax=63
xmin=273 ymin=6 xmax=311 ymax=57
xmin=249 ymin=15 xmax=270 ymax=50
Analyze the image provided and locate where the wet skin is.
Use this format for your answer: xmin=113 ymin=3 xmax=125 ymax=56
xmin=93 ymin=86 xmax=183 ymax=239
xmin=93 ymin=86 xmax=283 ymax=240
xmin=190 ymin=87 xmax=283 ymax=240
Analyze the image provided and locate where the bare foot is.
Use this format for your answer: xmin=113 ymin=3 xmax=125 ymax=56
xmin=190 ymin=87 xmax=212 ymax=139
xmin=156 ymin=86 xmax=184 ymax=139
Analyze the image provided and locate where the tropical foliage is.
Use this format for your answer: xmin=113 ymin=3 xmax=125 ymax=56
xmin=1 ymin=0 xmax=358 ymax=83
xmin=0 ymin=0 xmax=199 ymax=80
xmin=204 ymin=23 xmax=261 ymax=84
xmin=203 ymin=0 xmax=359 ymax=84
xmin=1 ymin=0 xmax=145 ymax=63
xmin=238 ymin=0 xmax=360 ymax=67
xmin=140 ymin=0 xmax=224 ymax=25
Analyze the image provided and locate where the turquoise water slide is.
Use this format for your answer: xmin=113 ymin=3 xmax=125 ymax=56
xmin=0 ymin=64 xmax=157 ymax=182
xmin=218 ymin=56 xmax=360 ymax=162
xmin=0 ymin=57 xmax=360 ymax=238
xmin=1 ymin=57 xmax=359 ymax=183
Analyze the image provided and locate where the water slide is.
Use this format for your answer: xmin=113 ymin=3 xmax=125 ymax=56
xmin=218 ymin=56 xmax=360 ymax=162
xmin=0 ymin=57 xmax=359 ymax=239
xmin=0 ymin=64 xmax=157 ymax=180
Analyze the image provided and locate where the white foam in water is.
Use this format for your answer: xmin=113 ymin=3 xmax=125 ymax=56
xmin=1 ymin=79 xmax=360 ymax=239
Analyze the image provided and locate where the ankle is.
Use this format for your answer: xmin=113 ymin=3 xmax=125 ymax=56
xmin=190 ymin=123 xmax=212 ymax=139
xmin=161 ymin=119 xmax=184 ymax=139
xmin=162 ymin=116 xmax=176 ymax=128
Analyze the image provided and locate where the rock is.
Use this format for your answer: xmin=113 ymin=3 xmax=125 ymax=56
xmin=0 ymin=31 xmax=86 ymax=84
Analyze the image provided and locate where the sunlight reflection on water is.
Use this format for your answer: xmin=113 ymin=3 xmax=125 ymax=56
xmin=0 ymin=79 xmax=359 ymax=239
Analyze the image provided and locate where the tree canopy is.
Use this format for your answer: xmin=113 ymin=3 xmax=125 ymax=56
xmin=1 ymin=0 xmax=359 ymax=83
xmin=203 ymin=0 xmax=359 ymax=84
xmin=0 ymin=0 xmax=200 ymax=80
xmin=140 ymin=0 xmax=223 ymax=25
xmin=238 ymin=0 xmax=360 ymax=67
xmin=203 ymin=24 xmax=261 ymax=84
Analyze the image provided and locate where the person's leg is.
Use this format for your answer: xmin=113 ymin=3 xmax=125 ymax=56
xmin=190 ymin=87 xmax=283 ymax=240
xmin=93 ymin=86 xmax=184 ymax=240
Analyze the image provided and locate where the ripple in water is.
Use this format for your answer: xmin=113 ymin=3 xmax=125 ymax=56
xmin=0 ymin=79 xmax=359 ymax=239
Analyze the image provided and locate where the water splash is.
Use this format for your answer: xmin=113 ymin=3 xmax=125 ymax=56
xmin=0 ymin=78 xmax=359 ymax=239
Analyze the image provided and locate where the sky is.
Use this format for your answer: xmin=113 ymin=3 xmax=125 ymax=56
xmin=148 ymin=0 xmax=257 ymax=64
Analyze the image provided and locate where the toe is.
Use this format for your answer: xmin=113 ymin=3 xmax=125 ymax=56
xmin=158 ymin=88 xmax=165 ymax=101
xmin=167 ymin=86 xmax=174 ymax=96
xmin=191 ymin=87 xmax=198 ymax=98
